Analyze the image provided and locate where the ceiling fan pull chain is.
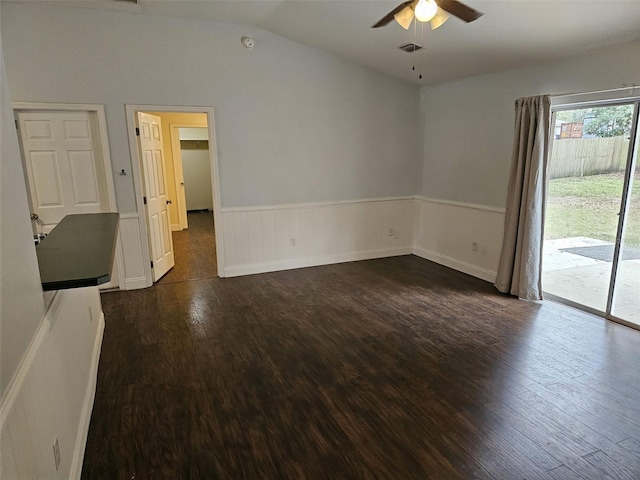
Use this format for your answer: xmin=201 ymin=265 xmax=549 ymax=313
xmin=419 ymin=21 xmax=424 ymax=80
xmin=412 ymin=17 xmax=418 ymax=72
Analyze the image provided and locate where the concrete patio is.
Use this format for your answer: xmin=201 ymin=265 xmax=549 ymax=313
xmin=543 ymin=236 xmax=640 ymax=326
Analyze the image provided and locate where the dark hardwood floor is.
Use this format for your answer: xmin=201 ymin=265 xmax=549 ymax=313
xmin=82 ymin=253 xmax=640 ymax=479
xmin=156 ymin=210 xmax=217 ymax=285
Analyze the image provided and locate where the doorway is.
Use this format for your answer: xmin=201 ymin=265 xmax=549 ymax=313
xmin=126 ymin=105 xmax=224 ymax=286
xmin=13 ymin=102 xmax=123 ymax=290
xmin=543 ymin=99 xmax=640 ymax=328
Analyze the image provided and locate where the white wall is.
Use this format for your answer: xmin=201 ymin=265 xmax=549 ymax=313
xmin=0 ymin=34 xmax=45 ymax=398
xmin=420 ymin=41 xmax=640 ymax=208
xmin=416 ymin=41 xmax=640 ymax=280
xmin=1 ymin=287 xmax=104 ymax=480
xmin=221 ymin=197 xmax=415 ymax=277
xmin=2 ymin=23 xmax=103 ymax=479
xmin=180 ymin=127 xmax=209 ymax=141
xmin=0 ymin=2 xmax=421 ymax=212
xmin=181 ymin=142 xmax=214 ymax=211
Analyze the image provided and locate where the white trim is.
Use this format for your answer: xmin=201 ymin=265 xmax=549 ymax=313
xmin=415 ymin=195 xmax=506 ymax=214
xmin=124 ymin=276 xmax=148 ymax=290
xmin=0 ymin=292 xmax=62 ymax=427
xmin=552 ymin=85 xmax=640 ymax=109
xmin=413 ymin=246 xmax=497 ymax=283
xmin=118 ymin=213 xmax=150 ymax=289
xmin=111 ymin=224 xmax=126 ymax=292
xmin=125 ymin=104 xmax=226 ymax=280
xmin=69 ymin=312 xmax=105 ymax=480
xmin=224 ymin=247 xmax=412 ymax=278
xmin=221 ymin=196 xmax=416 ymax=213
xmin=12 ymin=102 xmax=123 ymax=290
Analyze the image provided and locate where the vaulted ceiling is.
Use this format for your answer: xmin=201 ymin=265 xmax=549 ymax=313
xmin=13 ymin=0 xmax=640 ymax=85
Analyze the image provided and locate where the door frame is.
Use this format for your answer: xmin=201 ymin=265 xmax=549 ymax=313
xmin=125 ymin=104 xmax=225 ymax=281
xmin=169 ymin=123 xmax=209 ymax=230
xmin=13 ymin=102 xmax=124 ymax=290
xmin=169 ymin=123 xmax=210 ymax=231
xmin=546 ymin=88 xmax=640 ymax=330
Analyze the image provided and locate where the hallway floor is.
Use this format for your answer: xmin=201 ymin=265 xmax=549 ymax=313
xmin=157 ymin=210 xmax=217 ymax=285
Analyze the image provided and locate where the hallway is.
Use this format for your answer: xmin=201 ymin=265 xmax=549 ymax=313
xmin=157 ymin=210 xmax=217 ymax=284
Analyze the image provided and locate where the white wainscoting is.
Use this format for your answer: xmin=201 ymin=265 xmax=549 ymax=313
xmin=413 ymin=197 xmax=505 ymax=283
xmin=119 ymin=213 xmax=150 ymax=290
xmin=0 ymin=287 xmax=104 ymax=480
xmin=118 ymin=197 xmax=505 ymax=286
xmin=220 ymin=197 xmax=416 ymax=277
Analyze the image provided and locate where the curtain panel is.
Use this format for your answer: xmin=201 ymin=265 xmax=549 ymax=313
xmin=495 ymin=95 xmax=551 ymax=300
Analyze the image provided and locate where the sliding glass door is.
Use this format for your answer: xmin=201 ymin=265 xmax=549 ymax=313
xmin=610 ymin=121 xmax=639 ymax=325
xmin=543 ymin=100 xmax=639 ymax=328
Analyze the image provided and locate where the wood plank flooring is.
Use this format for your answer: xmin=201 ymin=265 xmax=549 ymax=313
xmin=82 ymin=246 xmax=640 ymax=478
xmin=156 ymin=210 xmax=217 ymax=285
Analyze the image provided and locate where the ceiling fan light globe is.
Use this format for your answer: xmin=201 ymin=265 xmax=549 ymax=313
xmin=394 ymin=6 xmax=415 ymax=29
xmin=414 ymin=0 xmax=438 ymax=22
xmin=430 ymin=8 xmax=449 ymax=29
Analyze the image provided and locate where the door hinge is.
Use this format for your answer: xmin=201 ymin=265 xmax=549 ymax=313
xmin=15 ymin=119 xmax=19 ymax=129
xmin=136 ymin=127 xmax=140 ymax=136
xmin=150 ymin=261 xmax=154 ymax=269
xmin=143 ymin=196 xmax=147 ymax=205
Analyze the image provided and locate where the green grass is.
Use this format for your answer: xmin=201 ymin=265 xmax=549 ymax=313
xmin=545 ymin=172 xmax=640 ymax=246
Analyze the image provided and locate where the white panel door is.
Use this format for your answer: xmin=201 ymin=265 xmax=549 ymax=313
xmin=17 ymin=111 xmax=109 ymax=231
xmin=16 ymin=109 xmax=119 ymax=290
xmin=137 ymin=112 xmax=175 ymax=281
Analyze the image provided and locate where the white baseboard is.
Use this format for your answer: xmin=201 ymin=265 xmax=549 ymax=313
xmin=69 ymin=312 xmax=105 ymax=480
xmin=413 ymin=246 xmax=496 ymax=283
xmin=124 ymin=276 xmax=149 ymax=290
xmin=224 ymin=247 xmax=412 ymax=277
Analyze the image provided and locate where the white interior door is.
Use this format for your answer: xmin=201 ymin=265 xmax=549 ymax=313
xmin=16 ymin=110 xmax=109 ymax=232
xmin=137 ymin=112 xmax=175 ymax=281
xmin=16 ymin=109 xmax=120 ymax=290
xmin=170 ymin=125 xmax=189 ymax=230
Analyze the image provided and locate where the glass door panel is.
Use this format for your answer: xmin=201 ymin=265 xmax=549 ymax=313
xmin=610 ymin=130 xmax=639 ymax=326
xmin=543 ymin=104 xmax=635 ymax=313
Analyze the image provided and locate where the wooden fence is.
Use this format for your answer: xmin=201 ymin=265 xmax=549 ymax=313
xmin=549 ymin=136 xmax=629 ymax=179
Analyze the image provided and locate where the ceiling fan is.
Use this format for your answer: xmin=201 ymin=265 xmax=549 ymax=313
xmin=372 ymin=0 xmax=483 ymax=30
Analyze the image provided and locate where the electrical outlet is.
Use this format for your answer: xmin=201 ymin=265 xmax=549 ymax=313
xmin=290 ymin=238 xmax=296 ymax=247
xmin=471 ymin=241 xmax=479 ymax=252
xmin=53 ymin=437 xmax=61 ymax=471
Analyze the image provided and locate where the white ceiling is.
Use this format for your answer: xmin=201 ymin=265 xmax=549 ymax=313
xmin=14 ymin=0 xmax=640 ymax=85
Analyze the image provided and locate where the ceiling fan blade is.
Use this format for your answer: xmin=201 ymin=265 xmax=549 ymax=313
xmin=372 ymin=0 xmax=415 ymax=28
xmin=430 ymin=7 xmax=449 ymax=30
xmin=394 ymin=6 xmax=415 ymax=30
xmin=437 ymin=0 xmax=483 ymax=22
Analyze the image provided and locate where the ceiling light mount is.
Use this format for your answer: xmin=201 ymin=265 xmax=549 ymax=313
xmin=241 ymin=36 xmax=254 ymax=50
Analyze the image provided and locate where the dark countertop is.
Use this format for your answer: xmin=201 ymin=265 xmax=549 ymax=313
xmin=36 ymin=213 xmax=119 ymax=291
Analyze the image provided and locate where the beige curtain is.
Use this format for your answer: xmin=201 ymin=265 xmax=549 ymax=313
xmin=495 ymin=95 xmax=551 ymax=300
